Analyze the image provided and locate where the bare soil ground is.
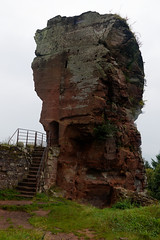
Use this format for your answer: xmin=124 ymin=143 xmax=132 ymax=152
xmin=0 ymin=200 xmax=33 ymax=206
xmin=0 ymin=209 xmax=32 ymax=229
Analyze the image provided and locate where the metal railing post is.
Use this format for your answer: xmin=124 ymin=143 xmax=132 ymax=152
xmin=36 ymin=146 xmax=48 ymax=192
xmin=35 ymin=131 xmax=37 ymax=147
xmin=16 ymin=128 xmax=19 ymax=145
xmin=8 ymin=129 xmax=18 ymax=145
xmin=41 ymin=133 xmax=43 ymax=147
xmin=26 ymin=130 xmax=29 ymax=146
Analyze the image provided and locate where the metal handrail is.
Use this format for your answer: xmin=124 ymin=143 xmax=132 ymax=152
xmin=8 ymin=128 xmax=47 ymax=147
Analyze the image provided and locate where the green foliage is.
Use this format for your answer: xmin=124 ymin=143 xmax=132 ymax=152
xmin=0 ymin=143 xmax=12 ymax=147
xmin=0 ymin=189 xmax=21 ymax=200
xmin=144 ymin=160 xmax=152 ymax=169
xmin=151 ymin=154 xmax=160 ymax=169
xmin=113 ymin=13 xmax=128 ymax=23
xmin=33 ymin=192 xmax=50 ymax=202
xmin=145 ymin=154 xmax=160 ymax=200
xmin=93 ymin=120 xmax=116 ymax=140
xmin=108 ymin=206 xmax=160 ymax=239
xmin=0 ymin=229 xmax=43 ymax=240
xmin=0 ymin=202 xmax=40 ymax=212
xmin=112 ymin=199 xmax=138 ymax=210
xmin=151 ymin=164 xmax=160 ymax=200
xmin=29 ymin=200 xmax=160 ymax=239
xmin=146 ymin=168 xmax=154 ymax=191
xmin=139 ymin=100 xmax=145 ymax=107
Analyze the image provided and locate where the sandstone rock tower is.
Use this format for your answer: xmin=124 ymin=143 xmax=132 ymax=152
xmin=32 ymin=12 xmax=145 ymax=207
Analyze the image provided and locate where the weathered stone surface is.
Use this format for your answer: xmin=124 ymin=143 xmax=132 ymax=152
xmin=32 ymin=12 xmax=146 ymax=207
xmin=112 ymin=187 xmax=158 ymax=206
xmin=43 ymin=147 xmax=60 ymax=191
xmin=0 ymin=145 xmax=31 ymax=189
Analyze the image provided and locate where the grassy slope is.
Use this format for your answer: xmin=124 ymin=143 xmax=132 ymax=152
xmin=29 ymin=199 xmax=160 ymax=240
xmin=0 ymin=192 xmax=160 ymax=240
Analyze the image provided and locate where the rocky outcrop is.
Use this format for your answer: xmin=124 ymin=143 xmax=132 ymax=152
xmin=32 ymin=11 xmax=146 ymax=207
xmin=112 ymin=187 xmax=158 ymax=207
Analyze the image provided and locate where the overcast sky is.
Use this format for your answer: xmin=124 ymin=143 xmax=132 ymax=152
xmin=0 ymin=0 xmax=160 ymax=162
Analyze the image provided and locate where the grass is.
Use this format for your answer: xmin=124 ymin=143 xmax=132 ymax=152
xmin=29 ymin=199 xmax=160 ymax=240
xmin=0 ymin=228 xmax=44 ymax=240
xmin=0 ymin=193 xmax=160 ymax=240
xmin=0 ymin=189 xmax=23 ymax=200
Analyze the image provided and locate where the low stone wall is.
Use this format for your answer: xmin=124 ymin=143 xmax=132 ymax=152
xmin=0 ymin=145 xmax=31 ymax=189
xmin=44 ymin=146 xmax=60 ymax=190
xmin=38 ymin=146 xmax=60 ymax=192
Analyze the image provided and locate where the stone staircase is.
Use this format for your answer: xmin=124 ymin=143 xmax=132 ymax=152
xmin=16 ymin=147 xmax=45 ymax=198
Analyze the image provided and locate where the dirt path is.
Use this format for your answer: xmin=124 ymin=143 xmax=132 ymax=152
xmin=0 ymin=200 xmax=33 ymax=206
xmin=0 ymin=209 xmax=32 ymax=229
xmin=0 ymin=200 xmax=49 ymax=230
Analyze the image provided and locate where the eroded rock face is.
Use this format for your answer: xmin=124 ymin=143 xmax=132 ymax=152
xmin=32 ymin=12 xmax=146 ymax=207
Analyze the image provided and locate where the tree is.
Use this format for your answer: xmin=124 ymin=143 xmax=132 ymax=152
xmin=145 ymin=168 xmax=154 ymax=191
xmin=144 ymin=160 xmax=152 ymax=169
xmin=151 ymin=164 xmax=160 ymax=199
xmin=146 ymin=154 xmax=160 ymax=200
xmin=151 ymin=154 xmax=160 ymax=169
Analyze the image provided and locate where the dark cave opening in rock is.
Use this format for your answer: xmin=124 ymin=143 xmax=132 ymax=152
xmin=49 ymin=121 xmax=59 ymax=146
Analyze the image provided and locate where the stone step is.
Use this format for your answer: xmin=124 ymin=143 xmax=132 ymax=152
xmin=20 ymin=178 xmax=37 ymax=183
xmin=31 ymin=164 xmax=40 ymax=167
xmin=17 ymin=186 xmax=36 ymax=192
xmin=18 ymin=182 xmax=36 ymax=187
xmin=29 ymin=169 xmax=38 ymax=173
xmin=29 ymin=167 xmax=39 ymax=171
xmin=27 ymin=175 xmax=37 ymax=179
xmin=16 ymin=194 xmax=33 ymax=199
xmin=17 ymin=191 xmax=35 ymax=197
xmin=32 ymin=155 xmax=42 ymax=162
xmin=32 ymin=158 xmax=41 ymax=162
xmin=31 ymin=162 xmax=41 ymax=166
xmin=16 ymin=146 xmax=45 ymax=198
xmin=32 ymin=152 xmax=44 ymax=156
xmin=28 ymin=171 xmax=38 ymax=176
xmin=34 ymin=147 xmax=44 ymax=150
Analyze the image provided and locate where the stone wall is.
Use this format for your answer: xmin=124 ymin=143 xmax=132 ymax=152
xmin=0 ymin=145 xmax=31 ymax=189
xmin=38 ymin=146 xmax=60 ymax=192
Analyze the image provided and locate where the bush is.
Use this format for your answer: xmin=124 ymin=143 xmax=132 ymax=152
xmin=93 ymin=121 xmax=116 ymax=140
xmin=112 ymin=199 xmax=136 ymax=210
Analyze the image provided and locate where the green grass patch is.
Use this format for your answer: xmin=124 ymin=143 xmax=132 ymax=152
xmin=29 ymin=199 xmax=160 ymax=240
xmin=32 ymin=192 xmax=50 ymax=202
xmin=0 ymin=189 xmax=23 ymax=200
xmin=112 ymin=199 xmax=140 ymax=209
xmin=0 ymin=203 xmax=40 ymax=212
xmin=0 ymin=228 xmax=44 ymax=240
xmin=0 ymin=193 xmax=160 ymax=240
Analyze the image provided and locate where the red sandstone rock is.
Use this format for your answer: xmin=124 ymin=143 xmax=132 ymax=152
xmin=32 ymin=12 xmax=146 ymax=207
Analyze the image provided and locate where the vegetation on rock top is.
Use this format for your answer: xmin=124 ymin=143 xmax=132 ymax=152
xmin=93 ymin=120 xmax=117 ymax=140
